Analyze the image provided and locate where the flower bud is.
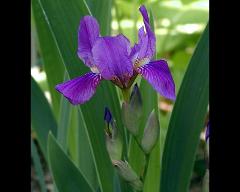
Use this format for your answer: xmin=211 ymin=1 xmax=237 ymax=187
xmin=112 ymin=160 xmax=143 ymax=191
xmin=104 ymin=107 xmax=122 ymax=160
xmin=122 ymin=84 xmax=143 ymax=136
xmin=141 ymin=109 xmax=160 ymax=154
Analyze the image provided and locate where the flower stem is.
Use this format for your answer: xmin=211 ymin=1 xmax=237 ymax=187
xmin=142 ymin=154 xmax=150 ymax=183
xmin=122 ymin=88 xmax=130 ymax=102
xmin=132 ymin=136 xmax=150 ymax=184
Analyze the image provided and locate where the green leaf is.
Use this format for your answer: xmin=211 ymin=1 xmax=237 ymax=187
xmin=31 ymin=4 xmax=65 ymax=118
xmin=31 ymin=76 xmax=57 ymax=159
xmin=31 ymin=138 xmax=47 ymax=192
xmin=31 ymin=1 xmax=123 ymax=191
xmin=67 ymin=107 xmax=79 ymax=165
xmin=160 ymin=23 xmax=209 ymax=192
xmin=85 ymin=0 xmax=113 ymax=35
xmin=140 ymin=80 xmax=160 ymax=192
xmin=67 ymin=106 xmax=98 ymax=190
xmin=48 ymin=133 xmax=94 ymax=192
xmin=57 ymin=96 xmax=71 ymax=151
xmin=76 ymin=109 xmax=98 ymax=189
xmin=57 ymin=73 xmax=71 ymax=151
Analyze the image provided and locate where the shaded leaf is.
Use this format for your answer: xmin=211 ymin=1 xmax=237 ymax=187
xmin=48 ymin=133 xmax=94 ymax=192
xmin=31 ymin=76 xmax=57 ymax=159
xmin=160 ymin=23 xmax=209 ymax=192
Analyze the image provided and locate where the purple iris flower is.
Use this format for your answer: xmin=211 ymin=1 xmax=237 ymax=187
xmin=56 ymin=5 xmax=176 ymax=105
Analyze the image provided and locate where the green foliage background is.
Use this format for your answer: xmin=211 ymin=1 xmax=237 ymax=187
xmin=31 ymin=0 xmax=209 ymax=192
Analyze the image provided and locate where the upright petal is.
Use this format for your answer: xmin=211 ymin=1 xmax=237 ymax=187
xmin=78 ymin=16 xmax=100 ymax=67
xmin=55 ymin=72 xmax=101 ymax=105
xmin=92 ymin=34 xmax=133 ymax=82
xmin=137 ymin=60 xmax=176 ymax=100
xmin=131 ymin=5 xmax=156 ymax=61
xmin=129 ymin=26 xmax=145 ymax=61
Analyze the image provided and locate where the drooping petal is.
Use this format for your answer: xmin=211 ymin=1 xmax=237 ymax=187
xmin=131 ymin=5 xmax=156 ymax=61
xmin=78 ymin=16 xmax=100 ymax=67
xmin=137 ymin=60 xmax=176 ymax=100
xmin=92 ymin=34 xmax=133 ymax=82
xmin=55 ymin=72 xmax=101 ymax=105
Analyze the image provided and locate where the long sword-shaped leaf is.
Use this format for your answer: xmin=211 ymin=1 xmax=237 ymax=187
xmin=48 ymin=133 xmax=94 ymax=192
xmin=77 ymin=109 xmax=98 ymax=189
xmin=66 ymin=106 xmax=98 ymax=190
xmin=31 ymin=138 xmax=47 ymax=192
xmin=160 ymin=23 xmax=209 ymax=192
xmin=31 ymin=4 xmax=65 ymax=118
xmin=57 ymin=73 xmax=71 ymax=152
xmin=57 ymin=94 xmax=71 ymax=151
xmin=85 ymin=0 xmax=112 ymax=35
xmin=31 ymin=76 xmax=57 ymax=159
xmin=32 ymin=1 xmax=121 ymax=191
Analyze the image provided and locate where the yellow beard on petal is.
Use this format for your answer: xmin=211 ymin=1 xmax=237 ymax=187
xmin=90 ymin=66 xmax=99 ymax=73
xmin=134 ymin=58 xmax=150 ymax=68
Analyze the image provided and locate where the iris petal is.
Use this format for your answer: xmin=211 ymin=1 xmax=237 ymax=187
xmin=130 ymin=5 xmax=156 ymax=61
xmin=92 ymin=34 xmax=133 ymax=81
xmin=137 ymin=60 xmax=176 ymax=100
xmin=55 ymin=72 xmax=101 ymax=105
xmin=78 ymin=16 xmax=100 ymax=67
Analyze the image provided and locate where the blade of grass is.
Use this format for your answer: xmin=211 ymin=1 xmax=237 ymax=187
xmin=160 ymin=23 xmax=209 ymax=192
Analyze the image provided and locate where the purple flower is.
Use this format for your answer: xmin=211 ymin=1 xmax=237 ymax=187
xmin=56 ymin=5 xmax=176 ymax=105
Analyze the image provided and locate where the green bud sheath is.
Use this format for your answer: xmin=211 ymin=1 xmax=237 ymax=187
xmin=122 ymin=84 xmax=143 ymax=136
xmin=141 ymin=109 xmax=160 ymax=154
xmin=113 ymin=160 xmax=143 ymax=191
xmin=105 ymin=120 xmax=122 ymax=161
xmin=106 ymin=137 xmax=122 ymax=161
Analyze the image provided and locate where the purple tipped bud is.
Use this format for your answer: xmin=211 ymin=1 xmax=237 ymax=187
xmin=104 ymin=107 xmax=112 ymax=125
xmin=130 ymin=84 xmax=142 ymax=107
xmin=104 ymin=107 xmax=122 ymax=160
